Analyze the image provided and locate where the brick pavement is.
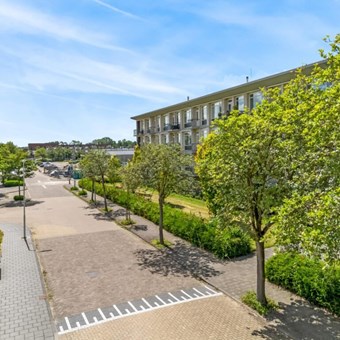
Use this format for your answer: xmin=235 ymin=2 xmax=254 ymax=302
xmin=60 ymin=295 xmax=281 ymax=340
xmin=91 ymin=193 xmax=340 ymax=340
xmin=0 ymin=224 xmax=56 ymax=340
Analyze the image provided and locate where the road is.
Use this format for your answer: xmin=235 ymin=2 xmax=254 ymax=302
xmin=0 ymin=171 xmax=277 ymax=339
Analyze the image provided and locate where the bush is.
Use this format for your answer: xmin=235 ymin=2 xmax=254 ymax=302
xmin=241 ymin=291 xmax=278 ymax=315
xmin=13 ymin=195 xmax=24 ymax=201
xmin=4 ymin=179 xmax=23 ymax=187
xmin=79 ymin=178 xmax=251 ymax=259
xmin=266 ymin=252 xmax=340 ymax=316
xmin=70 ymin=186 xmax=78 ymax=191
xmin=78 ymin=189 xmax=87 ymax=196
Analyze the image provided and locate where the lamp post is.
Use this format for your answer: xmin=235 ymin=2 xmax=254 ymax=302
xmin=22 ymin=159 xmax=27 ymax=242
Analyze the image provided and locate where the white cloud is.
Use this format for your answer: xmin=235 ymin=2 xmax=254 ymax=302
xmin=92 ymin=0 xmax=141 ymax=20
xmin=0 ymin=2 xmax=131 ymax=52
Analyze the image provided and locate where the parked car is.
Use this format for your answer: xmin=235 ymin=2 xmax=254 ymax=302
xmin=49 ymin=170 xmax=60 ymax=178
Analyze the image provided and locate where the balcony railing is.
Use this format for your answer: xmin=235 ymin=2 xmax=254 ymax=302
xmin=201 ymin=119 xmax=207 ymax=126
xmin=133 ymin=129 xmax=137 ymax=136
xmin=191 ymin=119 xmax=199 ymax=128
xmin=171 ymin=123 xmax=180 ymax=130
xmin=163 ymin=124 xmax=171 ymax=131
xmin=184 ymin=121 xmax=192 ymax=128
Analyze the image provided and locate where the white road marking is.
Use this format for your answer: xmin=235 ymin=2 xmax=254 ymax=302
xmin=193 ymin=288 xmax=204 ymax=296
xmin=128 ymin=301 xmax=139 ymax=312
xmin=98 ymin=308 xmax=106 ymax=320
xmin=168 ymin=292 xmax=180 ymax=302
xmin=155 ymin=295 xmax=166 ymax=305
xmin=180 ymin=290 xmax=192 ymax=299
xmin=82 ymin=313 xmax=90 ymax=325
xmin=65 ymin=317 xmax=71 ymax=331
xmin=142 ymin=298 xmax=153 ymax=309
xmin=113 ymin=305 xmax=122 ymax=316
xmin=58 ymin=286 xmax=223 ymax=335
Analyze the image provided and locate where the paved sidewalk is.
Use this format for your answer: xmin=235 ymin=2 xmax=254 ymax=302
xmin=0 ymin=224 xmax=56 ymax=340
xmin=87 ymin=190 xmax=340 ymax=340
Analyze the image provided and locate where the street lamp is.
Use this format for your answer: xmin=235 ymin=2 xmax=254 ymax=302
xmin=22 ymin=159 xmax=27 ymax=242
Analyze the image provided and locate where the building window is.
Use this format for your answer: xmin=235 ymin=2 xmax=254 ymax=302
xmin=201 ymin=105 xmax=208 ymax=125
xmin=227 ymin=99 xmax=232 ymax=113
xmin=184 ymin=109 xmax=192 ymax=127
xmin=249 ymin=92 xmax=263 ymax=110
xmin=236 ymin=96 xmax=244 ymax=111
xmin=212 ymin=101 xmax=222 ymax=120
xmin=184 ymin=133 xmax=192 ymax=150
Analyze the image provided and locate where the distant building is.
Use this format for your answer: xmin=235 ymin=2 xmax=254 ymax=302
xmin=28 ymin=142 xmax=59 ymax=155
xmin=131 ymin=60 xmax=325 ymax=154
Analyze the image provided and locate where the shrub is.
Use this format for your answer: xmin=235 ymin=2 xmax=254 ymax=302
xmin=241 ymin=291 xmax=278 ymax=315
xmin=4 ymin=179 xmax=23 ymax=187
xmin=79 ymin=178 xmax=251 ymax=259
xmin=266 ymin=252 xmax=340 ymax=316
xmin=13 ymin=195 xmax=24 ymax=201
xmin=119 ymin=218 xmax=136 ymax=226
xmin=70 ymin=186 xmax=78 ymax=191
xmin=78 ymin=189 xmax=87 ymax=196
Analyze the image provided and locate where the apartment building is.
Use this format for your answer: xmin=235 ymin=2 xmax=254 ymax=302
xmin=131 ymin=61 xmax=324 ymax=154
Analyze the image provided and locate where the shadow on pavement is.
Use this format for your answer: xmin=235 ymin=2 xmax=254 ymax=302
xmin=134 ymin=241 xmax=223 ymax=278
xmin=0 ymin=200 xmax=44 ymax=208
xmin=252 ymin=299 xmax=340 ymax=340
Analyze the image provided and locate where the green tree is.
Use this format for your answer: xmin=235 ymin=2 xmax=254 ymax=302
xmin=79 ymin=150 xmax=111 ymax=211
xmin=119 ymin=162 xmax=142 ymax=220
xmin=196 ymin=106 xmax=289 ymax=305
xmin=92 ymin=137 xmax=114 ymax=147
xmin=107 ymin=155 xmax=121 ymax=184
xmin=137 ymin=144 xmax=193 ymax=244
xmin=195 ymin=35 xmax=340 ymax=305
xmin=34 ymin=147 xmax=47 ymax=160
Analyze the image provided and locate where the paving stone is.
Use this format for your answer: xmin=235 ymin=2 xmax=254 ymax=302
xmin=0 ymin=224 xmax=56 ymax=339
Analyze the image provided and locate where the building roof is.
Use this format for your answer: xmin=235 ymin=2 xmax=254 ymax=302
xmin=131 ymin=60 xmax=326 ymax=120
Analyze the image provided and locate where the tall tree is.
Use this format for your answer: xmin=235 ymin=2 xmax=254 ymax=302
xmin=195 ymin=35 xmax=340 ymax=304
xmin=137 ymin=144 xmax=193 ymax=244
xmin=79 ymin=150 xmax=111 ymax=211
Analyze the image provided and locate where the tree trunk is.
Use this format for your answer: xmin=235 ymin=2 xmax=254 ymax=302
xmin=101 ymin=175 xmax=108 ymax=211
xmin=91 ymin=179 xmax=95 ymax=201
xmin=256 ymin=240 xmax=267 ymax=305
xmin=159 ymin=197 xmax=164 ymax=245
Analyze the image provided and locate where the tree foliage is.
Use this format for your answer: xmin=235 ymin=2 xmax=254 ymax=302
xmin=136 ymin=144 xmax=194 ymax=244
xmin=196 ymin=35 xmax=340 ymax=304
xmin=79 ymin=150 xmax=120 ymax=211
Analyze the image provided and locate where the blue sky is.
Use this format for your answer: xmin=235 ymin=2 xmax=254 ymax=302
xmin=0 ymin=0 xmax=339 ymax=146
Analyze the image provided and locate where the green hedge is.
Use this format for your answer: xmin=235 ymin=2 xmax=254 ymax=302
xmin=79 ymin=179 xmax=251 ymax=259
xmin=266 ymin=252 xmax=340 ymax=316
xmin=4 ymin=179 xmax=23 ymax=187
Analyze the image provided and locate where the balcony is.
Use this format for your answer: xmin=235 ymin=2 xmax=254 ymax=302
xmin=171 ymin=123 xmax=180 ymax=130
xmin=191 ymin=119 xmax=200 ymax=128
xmin=184 ymin=121 xmax=192 ymax=128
